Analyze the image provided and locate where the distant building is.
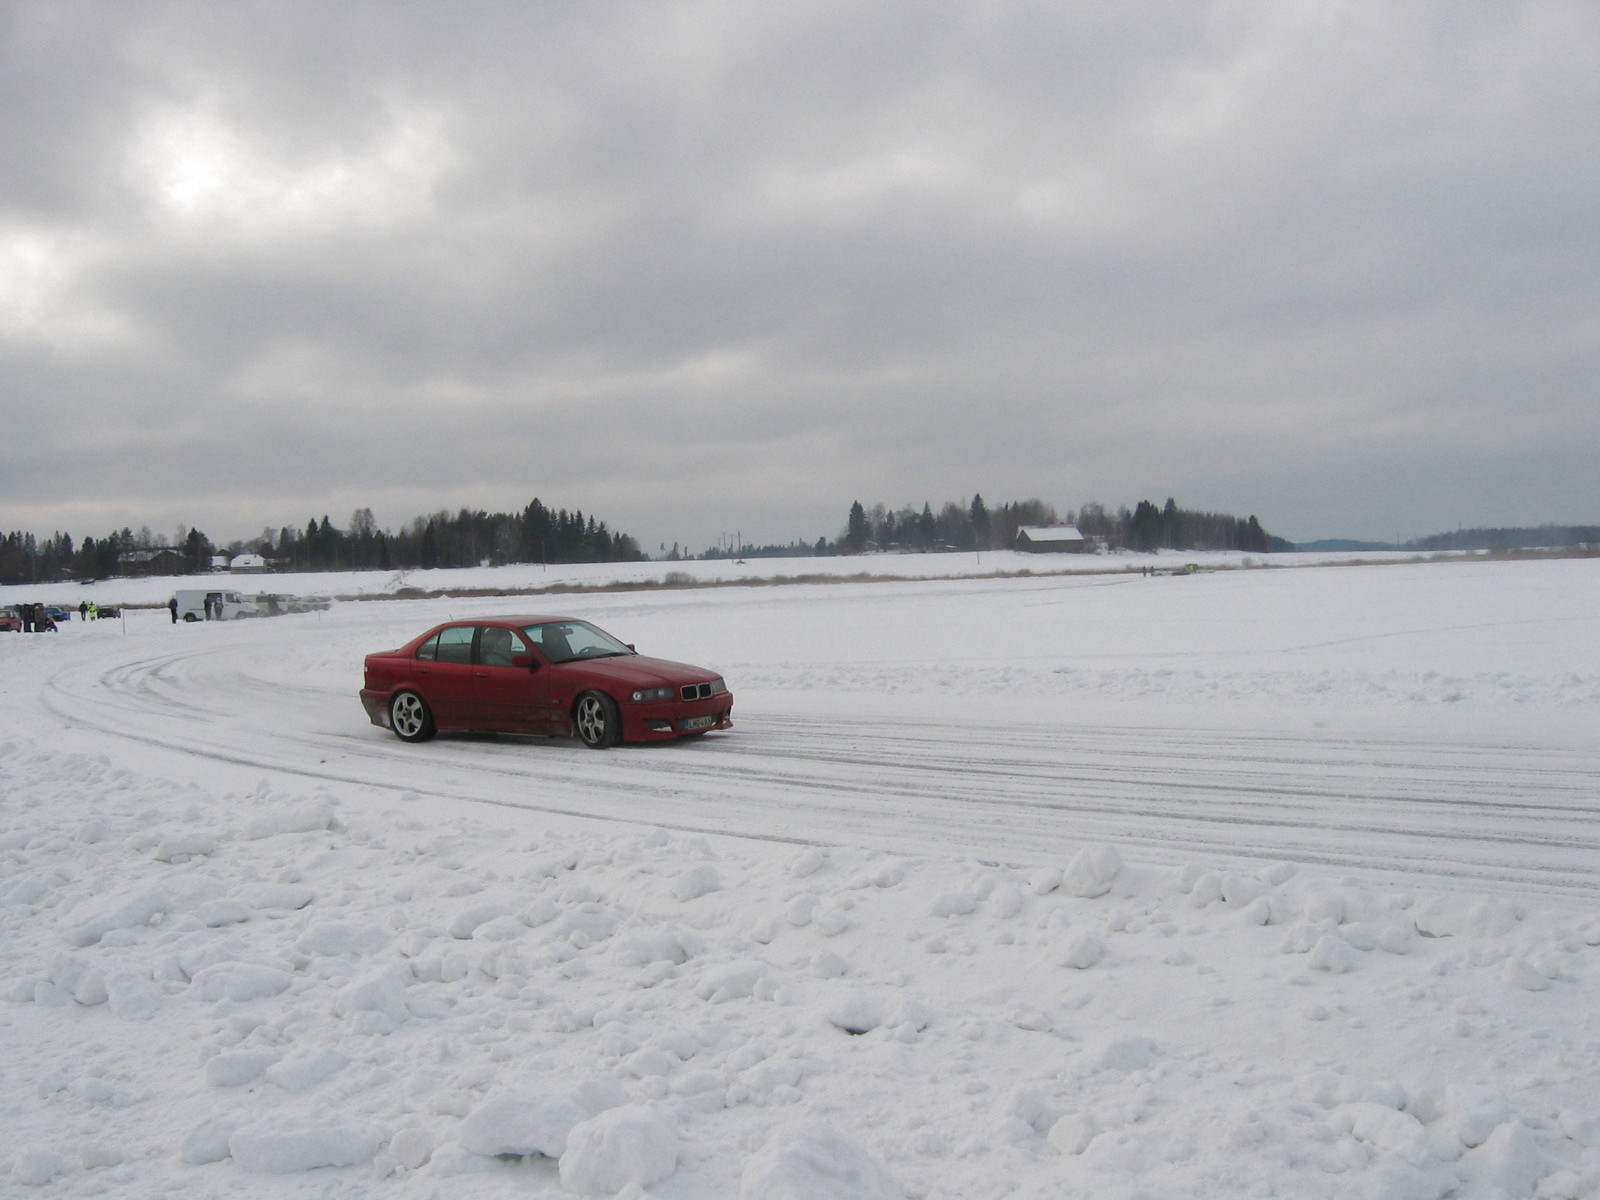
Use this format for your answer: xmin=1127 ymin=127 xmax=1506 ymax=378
xmin=118 ymin=548 xmax=187 ymax=576
xmin=1015 ymin=525 xmax=1094 ymax=553
xmin=210 ymin=554 xmax=231 ymax=571
xmin=230 ymin=553 xmax=271 ymax=573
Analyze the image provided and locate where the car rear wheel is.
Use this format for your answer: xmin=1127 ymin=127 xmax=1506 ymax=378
xmin=575 ymin=691 xmax=621 ymax=749
xmin=390 ymin=691 xmax=436 ymax=743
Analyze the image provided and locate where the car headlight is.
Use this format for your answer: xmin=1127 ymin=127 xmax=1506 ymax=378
xmin=709 ymin=678 xmax=728 ymax=695
xmin=631 ymin=686 xmax=674 ymax=702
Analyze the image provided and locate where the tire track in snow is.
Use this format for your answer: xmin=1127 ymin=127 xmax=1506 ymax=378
xmin=39 ymin=641 xmax=1600 ymax=895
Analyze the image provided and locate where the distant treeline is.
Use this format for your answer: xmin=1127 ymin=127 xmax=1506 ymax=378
xmin=0 ymin=498 xmax=644 ymax=584
xmin=834 ymin=495 xmax=1275 ymax=554
xmin=275 ymin=501 xmax=643 ymax=572
xmin=1407 ymin=525 xmax=1600 ymax=552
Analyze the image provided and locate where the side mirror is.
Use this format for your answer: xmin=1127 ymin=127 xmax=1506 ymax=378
xmin=627 ymin=644 xmax=636 ymax=652
xmin=512 ymin=654 xmax=537 ymax=670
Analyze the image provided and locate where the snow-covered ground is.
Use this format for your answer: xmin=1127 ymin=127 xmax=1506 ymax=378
xmin=3 ymin=546 xmax=1476 ymax=613
xmin=2 ymin=556 xmax=1598 ymax=1198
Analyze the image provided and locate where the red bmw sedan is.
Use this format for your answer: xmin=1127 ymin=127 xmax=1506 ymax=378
xmin=360 ymin=616 xmax=733 ymax=748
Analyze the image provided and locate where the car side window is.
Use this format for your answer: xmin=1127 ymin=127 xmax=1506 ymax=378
xmin=477 ymin=626 xmax=518 ymax=667
xmin=435 ymin=626 xmax=475 ymax=664
xmin=522 ymin=623 xmax=574 ymax=663
xmin=415 ymin=633 xmax=439 ymax=661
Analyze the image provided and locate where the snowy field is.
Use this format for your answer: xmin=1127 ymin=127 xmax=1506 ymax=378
xmin=2 ymin=555 xmax=1599 ymax=1198
xmin=4 ymin=546 xmax=1461 ymax=613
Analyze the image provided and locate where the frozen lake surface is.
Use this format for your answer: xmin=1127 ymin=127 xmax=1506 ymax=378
xmin=2 ymin=555 xmax=1598 ymax=1197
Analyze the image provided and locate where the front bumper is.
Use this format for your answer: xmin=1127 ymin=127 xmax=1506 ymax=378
xmin=623 ymin=698 xmax=734 ymax=741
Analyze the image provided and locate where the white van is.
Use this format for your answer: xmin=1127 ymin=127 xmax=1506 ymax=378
xmin=173 ymin=589 xmax=261 ymax=621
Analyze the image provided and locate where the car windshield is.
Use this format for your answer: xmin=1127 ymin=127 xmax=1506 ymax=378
xmin=521 ymin=620 xmax=633 ymax=664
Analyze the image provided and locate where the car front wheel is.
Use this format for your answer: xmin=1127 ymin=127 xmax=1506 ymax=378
xmin=574 ymin=691 xmax=621 ymax=749
xmin=390 ymin=691 xmax=436 ymax=743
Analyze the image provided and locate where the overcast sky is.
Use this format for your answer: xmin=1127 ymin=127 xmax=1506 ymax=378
xmin=3 ymin=1 xmax=1597 ymax=552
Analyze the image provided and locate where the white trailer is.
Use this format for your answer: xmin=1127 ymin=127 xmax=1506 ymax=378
xmin=173 ymin=589 xmax=261 ymax=621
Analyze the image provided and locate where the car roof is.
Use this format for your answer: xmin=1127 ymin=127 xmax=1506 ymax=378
xmin=441 ymin=615 xmax=580 ymax=626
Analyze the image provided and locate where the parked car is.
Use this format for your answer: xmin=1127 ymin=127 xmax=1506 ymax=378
xmin=0 ymin=608 xmax=21 ymax=632
xmin=45 ymin=606 xmax=73 ymax=624
xmin=360 ymin=616 xmax=734 ymax=748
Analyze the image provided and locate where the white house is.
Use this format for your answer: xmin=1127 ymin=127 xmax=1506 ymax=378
xmin=229 ymin=553 xmax=271 ymax=573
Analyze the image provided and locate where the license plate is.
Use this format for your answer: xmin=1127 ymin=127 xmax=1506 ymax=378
xmin=681 ymin=715 xmax=716 ymax=731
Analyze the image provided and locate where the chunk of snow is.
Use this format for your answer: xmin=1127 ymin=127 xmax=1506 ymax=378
xmin=930 ymin=891 xmax=977 ymax=917
xmin=827 ymin=992 xmax=888 ymax=1035
xmin=696 ymin=964 xmax=767 ymax=1003
xmin=740 ymin=1125 xmax=902 ymax=1200
xmin=673 ymin=864 xmax=722 ymax=901
xmin=987 ymin=883 xmax=1024 ymax=919
xmin=1502 ymin=956 xmax=1555 ymax=991
xmin=228 ymin=1112 xmax=382 ymax=1173
xmin=460 ymin=1080 xmax=625 ymax=1159
xmin=389 ymin=1127 xmax=435 ymax=1171
xmin=1308 ymin=933 xmax=1360 ymax=973
xmin=102 ymin=970 xmax=163 ymax=1020
xmin=473 ymin=914 xmax=527 ymax=941
xmin=265 ymin=1047 xmax=349 ymax=1091
xmin=789 ymin=848 xmax=826 ymax=877
xmin=190 ymin=961 xmax=293 ymax=1003
xmin=1091 ymin=1035 xmax=1157 ymax=1072
xmin=295 ymin=920 xmax=387 ymax=957
xmin=15 ymin=1149 xmax=70 ymax=1186
xmin=1470 ymin=1121 xmax=1549 ymax=1197
xmin=1558 ymin=1109 xmax=1600 ymax=1147
xmin=206 ymin=1049 xmax=281 ymax=1087
xmin=559 ymin=1105 xmax=681 ymax=1195
xmin=1061 ymin=845 xmax=1122 ymax=898
xmin=154 ymin=833 xmax=219 ymax=862
xmin=1058 ymin=931 xmax=1104 ymax=969
xmin=77 ymin=1140 xmax=124 ymax=1169
xmin=446 ymin=902 xmax=511 ymax=939
xmin=1006 ymin=1087 xmax=1060 ymax=1134
xmin=614 ymin=931 xmax=696 ymax=967
xmin=233 ymin=883 xmax=315 ymax=910
xmin=197 ymin=899 xmax=255 ymax=927
xmin=71 ymin=889 xmax=171 ymax=946
xmin=1220 ymin=875 xmax=1266 ymax=907
xmin=1414 ymin=897 xmax=1521 ymax=938
xmin=71 ymin=969 xmax=107 ymax=1006
xmin=244 ymin=804 xmax=336 ymax=840
xmin=1049 ymin=1113 xmax=1098 ymax=1155
xmin=1444 ymin=1085 xmax=1511 ymax=1148
xmin=332 ymin=966 xmax=412 ymax=1024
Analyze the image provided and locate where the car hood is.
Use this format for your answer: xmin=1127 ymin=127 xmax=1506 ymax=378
xmin=558 ymin=654 xmax=722 ymax=689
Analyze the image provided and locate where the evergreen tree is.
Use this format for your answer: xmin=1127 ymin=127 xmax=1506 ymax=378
xmin=844 ymin=501 xmax=870 ymax=554
xmin=970 ymin=494 xmax=991 ymax=548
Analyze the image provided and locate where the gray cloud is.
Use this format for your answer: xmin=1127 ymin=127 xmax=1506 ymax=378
xmin=3 ymin=0 xmax=1597 ymax=550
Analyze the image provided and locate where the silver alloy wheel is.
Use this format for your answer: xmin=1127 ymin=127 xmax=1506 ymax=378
xmin=575 ymin=692 xmax=617 ymax=748
xmin=390 ymin=691 xmax=433 ymax=742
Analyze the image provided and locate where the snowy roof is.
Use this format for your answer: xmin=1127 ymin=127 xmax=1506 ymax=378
xmin=1017 ymin=525 xmax=1085 ymax=540
xmin=230 ymin=553 xmax=268 ymax=568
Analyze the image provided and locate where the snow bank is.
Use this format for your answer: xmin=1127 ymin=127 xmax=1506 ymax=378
xmin=4 ymin=738 xmax=1599 ymax=1199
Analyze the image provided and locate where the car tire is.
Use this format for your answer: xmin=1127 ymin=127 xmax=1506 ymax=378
xmin=575 ymin=691 xmax=621 ymax=749
xmin=390 ymin=691 xmax=436 ymax=743
xmin=183 ymin=613 xmax=198 ymax=622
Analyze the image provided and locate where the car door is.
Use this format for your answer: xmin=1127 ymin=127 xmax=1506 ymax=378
xmin=413 ymin=625 xmax=477 ymax=726
xmin=471 ymin=625 xmax=550 ymax=732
